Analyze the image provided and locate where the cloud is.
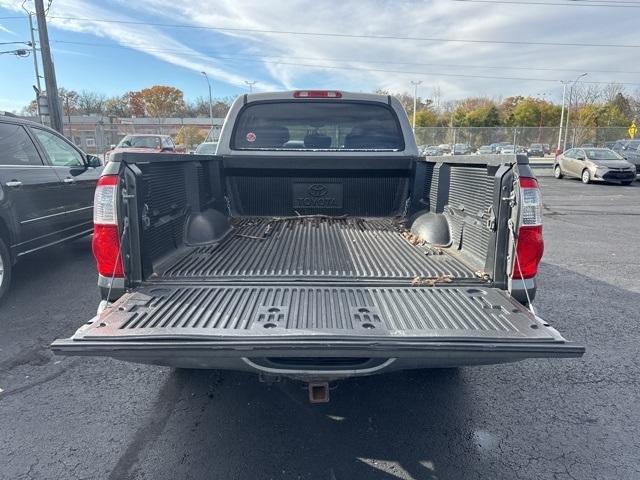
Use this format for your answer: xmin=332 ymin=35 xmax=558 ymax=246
xmin=2 ymin=0 xmax=636 ymax=100
xmin=0 ymin=23 xmax=16 ymax=35
xmin=1 ymin=0 xmax=280 ymax=91
xmin=123 ymin=0 xmax=636 ymax=99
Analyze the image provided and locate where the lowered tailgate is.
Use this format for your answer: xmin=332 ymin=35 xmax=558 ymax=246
xmin=52 ymin=284 xmax=584 ymax=368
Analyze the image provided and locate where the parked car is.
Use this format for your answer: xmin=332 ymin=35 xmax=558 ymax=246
xmin=0 ymin=117 xmax=102 ymax=299
xmin=542 ymin=144 xmax=551 ymax=155
xmin=195 ymin=142 xmax=218 ymax=154
xmin=423 ymin=146 xmax=443 ymax=156
xmin=500 ymin=145 xmax=516 ymax=154
xmin=527 ymin=144 xmax=545 ymax=157
xmin=105 ymin=134 xmax=184 ymax=162
xmin=437 ymin=143 xmax=452 ymax=154
xmin=476 ymin=145 xmax=494 ymax=155
xmin=554 ymin=147 xmax=636 ymax=184
xmin=611 ymin=139 xmax=640 ymax=177
xmin=53 ymin=90 xmax=583 ymax=401
xmin=495 ymin=142 xmax=511 ymax=153
xmin=452 ymin=143 xmax=471 ymax=155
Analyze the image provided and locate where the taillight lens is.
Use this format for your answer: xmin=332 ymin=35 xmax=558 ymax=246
xmin=92 ymin=175 xmax=124 ymax=277
xmin=513 ymin=177 xmax=544 ymax=280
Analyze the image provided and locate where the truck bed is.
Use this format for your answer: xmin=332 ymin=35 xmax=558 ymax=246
xmin=156 ymin=217 xmax=476 ymax=281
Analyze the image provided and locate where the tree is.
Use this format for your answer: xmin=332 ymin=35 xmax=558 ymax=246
xmin=139 ymin=85 xmax=185 ymax=120
xmin=76 ymin=90 xmax=106 ymax=115
xmin=465 ymin=104 xmax=500 ymax=127
xmin=23 ymin=99 xmax=38 ymax=116
xmin=125 ymin=91 xmax=145 ymax=117
xmin=58 ymin=88 xmax=79 ymax=121
xmin=505 ymin=98 xmax=540 ymax=127
xmin=414 ymin=109 xmax=438 ymax=127
xmin=104 ymin=96 xmax=131 ymax=117
xmin=175 ymin=125 xmax=207 ymax=149
xmin=610 ymin=93 xmax=632 ymax=120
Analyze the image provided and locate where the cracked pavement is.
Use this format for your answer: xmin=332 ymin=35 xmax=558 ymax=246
xmin=0 ymin=178 xmax=639 ymax=480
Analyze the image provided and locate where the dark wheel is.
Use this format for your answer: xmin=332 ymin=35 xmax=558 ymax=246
xmin=0 ymin=237 xmax=12 ymax=302
xmin=553 ymin=165 xmax=563 ymax=179
xmin=621 ymin=181 xmax=632 ymax=186
xmin=581 ymin=169 xmax=591 ymax=184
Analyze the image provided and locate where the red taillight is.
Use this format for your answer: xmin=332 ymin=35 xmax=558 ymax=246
xmin=93 ymin=224 xmax=124 ymax=277
xmin=293 ymin=90 xmax=342 ymax=98
xmin=512 ymin=177 xmax=544 ymax=280
xmin=92 ymin=175 xmax=123 ymax=277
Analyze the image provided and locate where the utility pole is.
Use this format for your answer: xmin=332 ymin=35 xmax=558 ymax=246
xmin=556 ymin=81 xmax=568 ymax=155
xmin=410 ymin=80 xmax=422 ymax=132
xmin=244 ymin=80 xmax=257 ymax=93
xmin=26 ymin=15 xmax=41 ymax=92
xmin=34 ymin=0 xmax=63 ymax=134
xmin=200 ymin=71 xmax=214 ymax=127
xmin=563 ymin=73 xmax=587 ymax=153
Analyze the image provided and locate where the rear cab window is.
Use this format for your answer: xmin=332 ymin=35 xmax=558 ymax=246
xmin=231 ymin=101 xmax=404 ymax=151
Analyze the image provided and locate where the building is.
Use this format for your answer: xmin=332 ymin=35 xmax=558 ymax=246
xmin=17 ymin=114 xmax=225 ymax=154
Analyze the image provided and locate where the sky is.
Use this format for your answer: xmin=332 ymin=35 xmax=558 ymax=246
xmin=0 ymin=0 xmax=638 ymax=113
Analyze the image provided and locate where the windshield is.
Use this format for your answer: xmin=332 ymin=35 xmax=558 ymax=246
xmin=232 ymin=101 xmax=404 ymax=151
xmin=195 ymin=142 xmax=217 ymax=154
xmin=117 ymin=135 xmax=161 ymax=149
xmin=585 ymin=149 xmax=623 ymax=161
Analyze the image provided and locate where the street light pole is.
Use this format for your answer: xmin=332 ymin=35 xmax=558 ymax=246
xmin=563 ymin=73 xmax=587 ymax=153
xmin=556 ymin=82 xmax=568 ymax=155
xmin=244 ymin=80 xmax=257 ymax=93
xmin=200 ymin=71 xmax=214 ymax=128
xmin=410 ymin=80 xmax=422 ymax=132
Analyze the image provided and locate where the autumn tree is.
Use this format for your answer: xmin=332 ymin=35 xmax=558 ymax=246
xmin=465 ymin=104 xmax=500 ymax=127
xmin=139 ymin=85 xmax=185 ymax=120
xmin=175 ymin=125 xmax=207 ymax=149
xmin=125 ymin=91 xmax=145 ymax=117
xmin=414 ymin=109 xmax=438 ymax=127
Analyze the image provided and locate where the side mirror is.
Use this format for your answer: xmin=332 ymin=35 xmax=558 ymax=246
xmin=110 ymin=144 xmax=116 ymax=149
xmin=86 ymin=154 xmax=102 ymax=167
xmin=575 ymin=155 xmax=585 ymax=161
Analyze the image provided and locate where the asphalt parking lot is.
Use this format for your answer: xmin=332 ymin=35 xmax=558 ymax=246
xmin=1 ymin=176 xmax=639 ymax=480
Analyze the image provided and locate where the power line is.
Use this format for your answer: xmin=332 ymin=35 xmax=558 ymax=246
xmin=452 ymin=0 xmax=640 ymax=6
xmin=46 ymin=40 xmax=640 ymax=86
xmin=51 ymin=39 xmax=640 ymax=78
xmin=47 ymin=15 xmax=640 ymax=48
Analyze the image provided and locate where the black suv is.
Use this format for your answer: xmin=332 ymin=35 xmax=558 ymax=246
xmin=0 ymin=115 xmax=102 ymax=299
xmin=612 ymin=139 xmax=640 ymax=179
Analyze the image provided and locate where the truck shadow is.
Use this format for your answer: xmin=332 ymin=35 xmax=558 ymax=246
xmin=142 ymin=366 xmax=507 ymax=480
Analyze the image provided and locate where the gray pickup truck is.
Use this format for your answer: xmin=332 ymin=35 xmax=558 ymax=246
xmin=53 ymin=91 xmax=583 ymax=401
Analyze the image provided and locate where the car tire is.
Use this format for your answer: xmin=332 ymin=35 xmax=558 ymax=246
xmin=554 ymin=165 xmax=563 ymax=179
xmin=581 ymin=169 xmax=591 ymax=184
xmin=0 ymin=237 xmax=12 ymax=302
xmin=621 ymin=181 xmax=632 ymax=186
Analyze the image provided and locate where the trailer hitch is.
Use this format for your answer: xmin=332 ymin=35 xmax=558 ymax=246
xmin=307 ymin=382 xmax=330 ymax=403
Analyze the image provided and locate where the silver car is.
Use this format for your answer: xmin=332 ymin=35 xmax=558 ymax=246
xmin=554 ymin=148 xmax=636 ymax=185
